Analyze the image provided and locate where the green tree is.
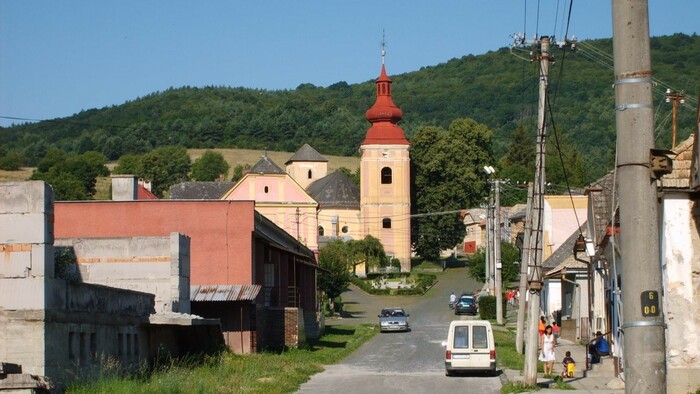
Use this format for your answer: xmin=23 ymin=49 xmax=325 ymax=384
xmin=231 ymin=163 xmax=250 ymax=182
xmin=348 ymin=235 xmax=387 ymax=275
xmin=191 ymin=150 xmax=230 ymax=181
xmin=337 ymin=166 xmax=360 ymax=186
xmin=113 ymin=153 xmax=143 ymax=175
xmin=0 ymin=151 xmax=26 ymax=171
xmin=411 ymin=118 xmax=494 ymax=260
xmin=467 ymin=241 xmax=522 ymax=284
xmin=317 ymin=240 xmax=353 ymax=302
xmin=140 ymin=146 xmax=191 ymax=197
xmin=30 ymin=150 xmax=108 ymax=200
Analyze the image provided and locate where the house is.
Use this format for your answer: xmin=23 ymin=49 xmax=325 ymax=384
xmin=0 ymin=181 xmax=221 ymax=390
xmin=53 ymin=178 xmax=321 ymax=354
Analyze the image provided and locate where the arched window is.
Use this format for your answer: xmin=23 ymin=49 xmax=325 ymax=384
xmin=308 ymin=169 xmax=313 ymax=179
xmin=382 ymin=218 xmax=392 ymax=229
xmin=381 ymin=167 xmax=392 ymax=184
xmin=318 ymin=226 xmax=324 ymax=236
xmin=264 ymin=186 xmax=269 ymax=193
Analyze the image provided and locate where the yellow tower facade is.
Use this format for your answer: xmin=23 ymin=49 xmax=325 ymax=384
xmin=360 ymin=64 xmax=411 ymax=271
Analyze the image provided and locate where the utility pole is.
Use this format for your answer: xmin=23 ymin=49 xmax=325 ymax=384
xmin=295 ymin=207 xmax=301 ymax=240
xmin=485 ymin=195 xmax=492 ymax=293
xmin=495 ymin=179 xmax=503 ymax=324
xmin=523 ymin=36 xmax=551 ymax=385
xmin=516 ymin=182 xmax=534 ymax=353
xmin=665 ymin=89 xmax=685 ymax=148
xmin=612 ymin=1 xmax=666 ymax=392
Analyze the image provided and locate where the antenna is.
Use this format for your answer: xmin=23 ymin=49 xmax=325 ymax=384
xmin=380 ymin=29 xmax=387 ymax=65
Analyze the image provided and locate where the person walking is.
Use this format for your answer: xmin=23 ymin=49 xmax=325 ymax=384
xmin=539 ymin=325 xmax=556 ymax=375
xmin=449 ymin=292 xmax=457 ymax=309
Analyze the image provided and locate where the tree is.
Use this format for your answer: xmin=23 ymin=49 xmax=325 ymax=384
xmin=337 ymin=166 xmax=360 ymax=186
xmin=140 ymin=146 xmax=191 ymax=197
xmin=113 ymin=153 xmax=143 ymax=175
xmin=317 ymin=240 xmax=353 ymax=302
xmin=191 ymin=150 xmax=230 ymax=181
xmin=348 ymin=235 xmax=387 ymax=275
xmin=467 ymin=241 xmax=521 ymax=284
xmin=411 ymin=118 xmax=494 ymax=260
xmin=0 ymin=151 xmax=26 ymax=171
xmin=30 ymin=150 xmax=108 ymax=200
xmin=231 ymin=163 xmax=250 ymax=182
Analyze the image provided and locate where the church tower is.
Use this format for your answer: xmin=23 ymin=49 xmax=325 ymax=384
xmin=360 ymin=55 xmax=411 ymax=272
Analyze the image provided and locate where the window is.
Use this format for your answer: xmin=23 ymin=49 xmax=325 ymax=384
xmin=454 ymin=326 xmax=469 ymax=349
xmin=134 ymin=334 xmax=139 ymax=357
xmin=341 ymin=226 xmax=348 ymax=234
xmin=381 ymin=167 xmax=392 ymax=184
xmin=318 ymin=226 xmax=324 ymax=236
xmin=473 ymin=325 xmax=488 ymax=349
xmin=382 ymin=218 xmax=391 ymax=229
xmin=264 ymin=186 xmax=269 ymax=193
xmin=308 ymin=169 xmax=313 ymax=179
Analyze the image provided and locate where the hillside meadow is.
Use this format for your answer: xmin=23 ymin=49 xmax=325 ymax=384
xmin=0 ymin=148 xmax=360 ymax=200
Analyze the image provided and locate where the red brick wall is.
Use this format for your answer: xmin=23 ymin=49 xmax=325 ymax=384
xmin=54 ymin=200 xmax=255 ymax=286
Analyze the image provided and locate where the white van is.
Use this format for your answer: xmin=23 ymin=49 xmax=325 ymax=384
xmin=442 ymin=320 xmax=496 ymax=376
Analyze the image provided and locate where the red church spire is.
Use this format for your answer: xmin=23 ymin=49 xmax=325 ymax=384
xmin=361 ymin=61 xmax=409 ymax=146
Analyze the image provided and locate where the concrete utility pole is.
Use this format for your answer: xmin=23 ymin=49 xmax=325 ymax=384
xmin=523 ymin=36 xmax=551 ymax=385
xmin=516 ymin=182 xmax=534 ymax=353
xmin=495 ymin=179 xmax=503 ymax=324
xmin=665 ymin=89 xmax=685 ymax=148
xmin=612 ymin=1 xmax=666 ymax=392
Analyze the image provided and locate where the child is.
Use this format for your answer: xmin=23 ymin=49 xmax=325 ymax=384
xmin=561 ymin=351 xmax=575 ymax=378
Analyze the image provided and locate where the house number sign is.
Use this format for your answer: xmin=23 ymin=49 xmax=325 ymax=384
xmin=640 ymin=290 xmax=659 ymax=317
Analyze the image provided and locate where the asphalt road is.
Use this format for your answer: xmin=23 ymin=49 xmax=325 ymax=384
xmin=297 ymin=267 xmax=503 ymax=394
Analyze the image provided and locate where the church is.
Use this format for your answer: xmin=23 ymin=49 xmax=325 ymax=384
xmin=174 ymin=62 xmax=412 ymax=271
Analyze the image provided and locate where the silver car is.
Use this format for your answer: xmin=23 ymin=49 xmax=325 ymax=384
xmin=378 ymin=307 xmax=410 ymax=332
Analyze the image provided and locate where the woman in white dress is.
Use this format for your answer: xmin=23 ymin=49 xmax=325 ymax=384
xmin=539 ymin=324 xmax=556 ymax=375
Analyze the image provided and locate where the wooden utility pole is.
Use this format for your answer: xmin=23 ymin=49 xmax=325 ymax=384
xmin=523 ymin=36 xmax=550 ymax=385
xmin=612 ymin=1 xmax=666 ymax=392
xmin=516 ymin=182 xmax=534 ymax=353
xmin=495 ymin=179 xmax=503 ymax=324
xmin=665 ymin=89 xmax=685 ymax=148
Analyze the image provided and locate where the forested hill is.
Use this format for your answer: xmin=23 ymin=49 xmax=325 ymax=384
xmin=2 ymin=33 xmax=698 ymax=182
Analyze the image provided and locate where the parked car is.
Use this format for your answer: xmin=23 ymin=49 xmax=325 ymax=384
xmin=378 ymin=307 xmax=410 ymax=332
xmin=454 ymin=295 xmax=478 ymax=316
xmin=442 ymin=320 xmax=496 ymax=376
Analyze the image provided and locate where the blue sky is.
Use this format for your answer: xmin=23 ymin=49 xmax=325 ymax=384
xmin=1 ymin=1 xmax=698 ymax=127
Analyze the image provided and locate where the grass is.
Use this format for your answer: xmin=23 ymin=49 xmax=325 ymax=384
xmin=494 ymin=329 xmax=526 ymax=371
xmin=500 ymin=382 xmax=540 ymax=393
xmin=67 ymin=324 xmax=377 ymax=394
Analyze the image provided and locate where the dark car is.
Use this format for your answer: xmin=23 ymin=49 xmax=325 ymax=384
xmin=454 ymin=295 xmax=478 ymax=316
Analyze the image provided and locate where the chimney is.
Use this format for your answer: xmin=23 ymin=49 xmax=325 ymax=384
xmin=111 ymin=175 xmax=138 ymax=201
xmin=138 ymin=178 xmax=152 ymax=192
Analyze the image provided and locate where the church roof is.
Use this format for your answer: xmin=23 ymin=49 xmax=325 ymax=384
xmin=306 ymin=171 xmax=360 ymax=209
xmin=362 ymin=64 xmax=409 ymax=146
xmin=249 ymin=155 xmax=285 ymax=174
xmin=169 ymin=182 xmax=236 ymax=200
xmin=285 ymin=144 xmax=328 ymax=165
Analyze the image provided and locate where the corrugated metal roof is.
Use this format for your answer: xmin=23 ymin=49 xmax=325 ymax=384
xmin=190 ymin=284 xmax=261 ymax=302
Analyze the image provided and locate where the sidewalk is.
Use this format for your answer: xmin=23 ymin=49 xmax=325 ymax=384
xmin=502 ymin=303 xmax=625 ymax=393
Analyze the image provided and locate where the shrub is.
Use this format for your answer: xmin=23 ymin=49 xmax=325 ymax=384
xmin=478 ymin=294 xmax=507 ymax=321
